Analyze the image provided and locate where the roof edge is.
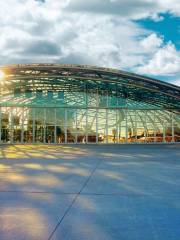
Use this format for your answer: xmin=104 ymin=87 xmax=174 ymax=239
xmin=0 ymin=63 xmax=179 ymax=90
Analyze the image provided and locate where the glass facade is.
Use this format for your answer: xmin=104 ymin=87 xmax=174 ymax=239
xmin=0 ymin=64 xmax=179 ymax=144
xmin=0 ymin=107 xmax=179 ymax=144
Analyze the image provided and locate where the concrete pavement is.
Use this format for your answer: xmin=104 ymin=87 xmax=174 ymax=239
xmin=0 ymin=144 xmax=180 ymax=240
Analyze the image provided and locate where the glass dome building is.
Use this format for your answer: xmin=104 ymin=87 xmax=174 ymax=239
xmin=0 ymin=64 xmax=179 ymax=144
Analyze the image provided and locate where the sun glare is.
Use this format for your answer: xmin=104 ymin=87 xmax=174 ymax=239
xmin=0 ymin=70 xmax=5 ymax=80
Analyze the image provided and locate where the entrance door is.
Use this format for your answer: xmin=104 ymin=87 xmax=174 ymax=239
xmin=46 ymin=126 xmax=55 ymax=143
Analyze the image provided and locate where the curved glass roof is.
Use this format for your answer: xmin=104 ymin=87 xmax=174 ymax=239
xmin=0 ymin=64 xmax=180 ymax=111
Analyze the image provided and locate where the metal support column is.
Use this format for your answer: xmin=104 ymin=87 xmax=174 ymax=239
xmin=65 ymin=108 xmax=67 ymax=143
xmin=0 ymin=107 xmax=2 ymax=143
xmin=117 ymin=109 xmax=119 ymax=143
xmin=21 ymin=107 xmax=24 ymax=143
xmin=135 ymin=110 xmax=137 ymax=143
xmin=172 ymin=113 xmax=174 ymax=142
xmin=125 ymin=109 xmax=128 ymax=143
xmin=54 ymin=108 xmax=57 ymax=144
xmin=96 ymin=89 xmax=99 ymax=144
xmin=0 ymin=107 xmax=1 ymax=144
xmin=163 ymin=117 xmax=166 ymax=143
xmin=96 ymin=108 xmax=98 ymax=143
xmin=10 ymin=108 xmax=13 ymax=143
xmin=32 ymin=108 xmax=35 ymax=143
xmin=145 ymin=110 xmax=147 ymax=143
xmin=106 ymin=109 xmax=108 ymax=143
xmin=75 ymin=109 xmax=78 ymax=144
xmin=154 ymin=110 xmax=156 ymax=143
xmin=43 ymin=108 xmax=46 ymax=143
xmin=86 ymin=109 xmax=88 ymax=144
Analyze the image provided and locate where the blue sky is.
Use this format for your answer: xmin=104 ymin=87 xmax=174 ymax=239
xmin=0 ymin=0 xmax=179 ymax=85
xmin=136 ymin=12 xmax=180 ymax=83
xmin=137 ymin=13 xmax=180 ymax=50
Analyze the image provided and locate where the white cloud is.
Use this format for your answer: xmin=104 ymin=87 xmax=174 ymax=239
xmin=137 ymin=43 xmax=180 ymax=75
xmin=0 ymin=0 xmax=179 ymax=86
xmin=171 ymin=78 xmax=180 ymax=86
xmin=150 ymin=13 xmax=164 ymax=22
xmin=0 ymin=1 xmax=148 ymax=67
xmin=66 ymin=0 xmax=180 ymax=19
xmin=158 ymin=0 xmax=180 ymax=16
xmin=140 ymin=33 xmax=163 ymax=52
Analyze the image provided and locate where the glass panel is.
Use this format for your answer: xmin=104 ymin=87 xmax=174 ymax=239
xmin=146 ymin=110 xmax=155 ymax=143
xmin=12 ymin=107 xmax=23 ymax=143
xmin=108 ymin=109 xmax=118 ymax=143
xmin=46 ymin=126 xmax=55 ymax=143
xmin=87 ymin=109 xmax=97 ymax=143
xmin=23 ymin=108 xmax=33 ymax=143
xmin=1 ymin=107 xmax=11 ymax=143
xmin=164 ymin=112 xmax=172 ymax=143
xmin=99 ymin=90 xmax=107 ymax=108
xmin=98 ymin=109 xmax=107 ymax=143
xmin=76 ymin=109 xmax=86 ymax=143
xmin=56 ymin=108 xmax=65 ymax=143
xmin=154 ymin=110 xmax=164 ymax=142
xmin=46 ymin=108 xmax=55 ymax=125
xmin=35 ymin=108 xmax=45 ymax=143
xmin=127 ymin=110 xmax=135 ymax=143
xmin=108 ymin=92 xmax=117 ymax=108
xmin=136 ymin=110 xmax=146 ymax=143
xmin=117 ymin=109 xmax=126 ymax=143
xmin=67 ymin=109 xmax=76 ymax=143
xmin=0 ymin=107 xmax=179 ymax=144
xmin=87 ymin=90 xmax=98 ymax=107
xmin=174 ymin=114 xmax=180 ymax=142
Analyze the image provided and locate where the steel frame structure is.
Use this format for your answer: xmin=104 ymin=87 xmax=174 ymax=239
xmin=0 ymin=64 xmax=179 ymax=144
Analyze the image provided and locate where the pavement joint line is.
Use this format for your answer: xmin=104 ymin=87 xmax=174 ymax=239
xmin=47 ymin=157 xmax=104 ymax=240
xmin=0 ymin=190 xmax=78 ymax=195
xmin=1 ymin=190 xmax=179 ymax=197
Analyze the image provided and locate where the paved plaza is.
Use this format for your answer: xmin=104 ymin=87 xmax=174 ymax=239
xmin=0 ymin=144 xmax=180 ymax=240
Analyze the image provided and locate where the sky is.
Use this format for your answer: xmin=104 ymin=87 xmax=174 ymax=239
xmin=0 ymin=0 xmax=179 ymax=85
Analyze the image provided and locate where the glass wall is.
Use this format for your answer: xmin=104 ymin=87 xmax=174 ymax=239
xmin=0 ymin=107 xmax=179 ymax=144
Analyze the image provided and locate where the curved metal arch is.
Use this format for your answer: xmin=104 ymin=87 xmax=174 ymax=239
xmin=0 ymin=64 xmax=180 ymax=110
